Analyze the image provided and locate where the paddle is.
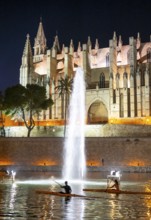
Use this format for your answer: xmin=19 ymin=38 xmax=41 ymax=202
xmin=51 ymin=176 xmax=63 ymax=187
xmin=53 ymin=180 xmax=63 ymax=187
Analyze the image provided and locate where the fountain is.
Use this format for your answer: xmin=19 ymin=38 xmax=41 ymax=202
xmin=63 ymin=67 xmax=86 ymax=180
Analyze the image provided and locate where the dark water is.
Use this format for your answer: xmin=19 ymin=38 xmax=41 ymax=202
xmin=0 ymin=172 xmax=151 ymax=219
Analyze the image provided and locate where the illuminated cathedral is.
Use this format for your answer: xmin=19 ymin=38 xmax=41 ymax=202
xmin=20 ymin=21 xmax=151 ymax=125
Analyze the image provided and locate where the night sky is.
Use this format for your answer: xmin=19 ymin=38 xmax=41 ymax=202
xmin=0 ymin=0 xmax=151 ymax=91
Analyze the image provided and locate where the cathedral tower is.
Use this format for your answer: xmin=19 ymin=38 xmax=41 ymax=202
xmin=33 ymin=20 xmax=47 ymax=62
xmin=20 ymin=34 xmax=33 ymax=87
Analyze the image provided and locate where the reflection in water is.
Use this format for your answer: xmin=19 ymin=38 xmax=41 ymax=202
xmin=109 ymin=200 xmax=116 ymax=218
xmin=1 ymin=173 xmax=151 ymax=219
xmin=109 ymin=197 xmax=123 ymax=219
xmin=64 ymin=196 xmax=71 ymax=204
xmin=42 ymin=196 xmax=55 ymax=219
xmin=9 ymin=183 xmax=17 ymax=210
xmin=147 ymin=207 xmax=151 ymax=220
xmin=143 ymin=181 xmax=151 ymax=220
xmin=65 ymin=183 xmax=85 ymax=220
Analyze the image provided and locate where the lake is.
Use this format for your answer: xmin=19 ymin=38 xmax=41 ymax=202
xmin=0 ymin=171 xmax=151 ymax=219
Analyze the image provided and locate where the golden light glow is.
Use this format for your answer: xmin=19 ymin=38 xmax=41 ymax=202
xmin=34 ymin=119 xmax=65 ymax=126
xmin=2 ymin=110 xmax=151 ymax=127
xmin=144 ymin=182 xmax=151 ymax=219
xmin=34 ymin=160 xmax=58 ymax=166
xmin=128 ymin=160 xmax=145 ymax=166
xmin=0 ymin=160 xmax=14 ymax=165
xmin=34 ymin=59 xmax=47 ymax=75
xmin=109 ymin=117 xmax=151 ymax=125
xmin=87 ymin=161 xmax=100 ymax=166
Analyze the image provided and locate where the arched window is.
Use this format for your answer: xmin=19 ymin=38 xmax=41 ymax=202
xmin=99 ymin=72 xmax=105 ymax=88
xmin=113 ymin=89 xmax=116 ymax=104
xmin=116 ymin=72 xmax=120 ymax=79
xmin=141 ymin=70 xmax=145 ymax=86
xmin=36 ymin=48 xmax=39 ymax=55
xmin=120 ymin=93 xmax=124 ymax=117
xmin=106 ymin=53 xmax=110 ymax=67
xmin=123 ymin=72 xmax=128 ymax=88
xmin=123 ymin=72 xmax=128 ymax=78
xmin=116 ymin=72 xmax=120 ymax=89
xmin=147 ymin=48 xmax=151 ymax=63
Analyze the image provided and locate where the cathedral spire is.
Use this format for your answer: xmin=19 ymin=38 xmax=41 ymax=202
xmin=77 ymin=42 xmax=81 ymax=53
xmin=52 ymin=35 xmax=60 ymax=52
xmin=69 ymin=39 xmax=74 ymax=54
xmin=87 ymin=36 xmax=91 ymax=47
xmin=118 ymin=35 xmax=122 ymax=51
xmin=70 ymin=39 xmax=74 ymax=47
xmin=23 ymin=34 xmax=33 ymax=58
xmin=51 ymin=35 xmax=60 ymax=57
xmin=61 ymin=44 xmax=65 ymax=54
xmin=136 ymin=32 xmax=141 ymax=50
xmin=87 ymin=36 xmax=92 ymax=52
xmin=34 ymin=20 xmax=47 ymax=56
xmin=95 ymin=38 xmax=99 ymax=50
xmin=113 ymin=31 xmax=117 ymax=41
xmin=20 ymin=34 xmax=33 ymax=86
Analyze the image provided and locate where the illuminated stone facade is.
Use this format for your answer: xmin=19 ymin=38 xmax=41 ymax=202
xmin=20 ymin=21 xmax=151 ymax=124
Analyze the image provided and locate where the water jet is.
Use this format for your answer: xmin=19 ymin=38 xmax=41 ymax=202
xmin=63 ymin=67 xmax=86 ymax=180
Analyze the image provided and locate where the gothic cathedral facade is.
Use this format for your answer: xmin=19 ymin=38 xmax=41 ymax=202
xmin=20 ymin=21 xmax=151 ymax=125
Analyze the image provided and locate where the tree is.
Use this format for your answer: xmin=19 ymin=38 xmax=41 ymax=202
xmin=55 ymin=75 xmax=73 ymax=136
xmin=4 ymin=84 xmax=53 ymax=137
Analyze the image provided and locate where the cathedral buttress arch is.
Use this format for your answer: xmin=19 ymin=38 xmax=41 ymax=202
xmin=87 ymin=100 xmax=108 ymax=124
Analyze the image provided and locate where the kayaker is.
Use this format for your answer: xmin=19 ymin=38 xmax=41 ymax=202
xmin=107 ymin=179 xmax=119 ymax=191
xmin=61 ymin=181 xmax=72 ymax=194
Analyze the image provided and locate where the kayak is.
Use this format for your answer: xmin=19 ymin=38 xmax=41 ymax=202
xmin=83 ymin=188 xmax=151 ymax=195
xmin=36 ymin=188 xmax=151 ymax=198
xmin=36 ymin=190 xmax=86 ymax=197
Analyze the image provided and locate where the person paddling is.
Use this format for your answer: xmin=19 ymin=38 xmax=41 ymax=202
xmin=107 ymin=179 xmax=119 ymax=191
xmin=61 ymin=181 xmax=72 ymax=194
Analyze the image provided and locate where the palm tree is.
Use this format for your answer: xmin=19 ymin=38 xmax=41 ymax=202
xmin=55 ymin=75 xmax=73 ymax=136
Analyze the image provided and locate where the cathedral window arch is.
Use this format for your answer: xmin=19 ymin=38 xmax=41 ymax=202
xmin=127 ymin=89 xmax=130 ymax=117
xmin=36 ymin=48 xmax=39 ymax=55
xmin=116 ymin=72 xmax=120 ymax=79
xmin=113 ymin=89 xmax=116 ymax=104
xmin=120 ymin=93 xmax=124 ymax=117
xmin=123 ymin=72 xmax=127 ymax=78
xmin=123 ymin=72 xmax=128 ymax=88
xmin=116 ymin=72 xmax=120 ymax=89
xmin=147 ymin=48 xmax=151 ymax=63
xmin=106 ymin=53 xmax=110 ymax=67
xmin=99 ymin=72 xmax=105 ymax=88
xmin=141 ymin=70 xmax=145 ymax=86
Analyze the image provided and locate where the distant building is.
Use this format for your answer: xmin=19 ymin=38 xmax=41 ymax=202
xmin=20 ymin=21 xmax=151 ymax=125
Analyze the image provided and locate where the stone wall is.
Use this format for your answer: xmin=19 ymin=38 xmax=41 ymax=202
xmin=0 ymin=137 xmax=151 ymax=171
xmin=4 ymin=124 xmax=151 ymax=137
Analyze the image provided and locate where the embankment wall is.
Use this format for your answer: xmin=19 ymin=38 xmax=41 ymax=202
xmin=0 ymin=137 xmax=151 ymax=172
